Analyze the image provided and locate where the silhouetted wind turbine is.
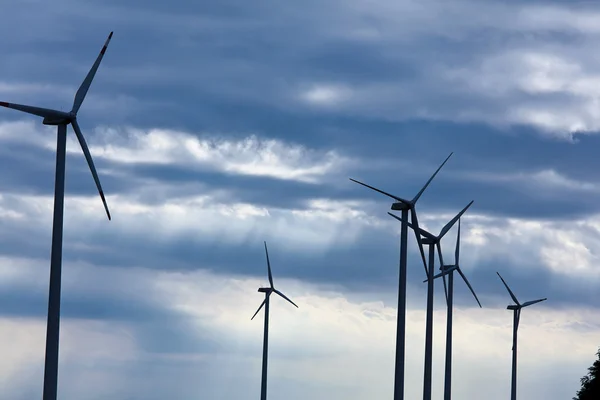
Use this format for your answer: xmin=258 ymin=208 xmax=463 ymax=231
xmin=431 ymin=218 xmax=482 ymax=400
xmin=251 ymin=241 xmax=298 ymax=400
xmin=0 ymin=32 xmax=113 ymax=400
xmin=389 ymin=200 xmax=473 ymax=400
xmin=497 ymin=272 xmax=547 ymax=400
xmin=349 ymin=152 xmax=452 ymax=400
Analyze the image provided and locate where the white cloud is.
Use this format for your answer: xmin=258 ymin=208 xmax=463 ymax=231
xmin=0 ymin=189 xmax=379 ymax=254
xmin=459 ymin=168 xmax=600 ymax=193
xmin=0 ymin=81 xmax=73 ymax=97
xmin=0 ymin=262 xmax=596 ymax=400
xmin=0 ymin=121 xmax=350 ymax=184
xmin=298 ymin=84 xmax=353 ymax=107
xmin=119 ymin=267 xmax=600 ymax=399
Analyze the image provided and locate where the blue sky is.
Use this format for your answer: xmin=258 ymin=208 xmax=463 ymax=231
xmin=0 ymin=0 xmax=599 ymax=399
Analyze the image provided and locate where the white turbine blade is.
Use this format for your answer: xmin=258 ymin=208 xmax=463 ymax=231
xmin=457 ymin=267 xmax=482 ymax=308
xmin=427 ymin=265 xmax=458 ymax=282
xmin=273 ymin=289 xmax=298 ymax=308
xmin=71 ymin=119 xmax=111 ymax=220
xmin=455 ymin=219 xmax=461 ymax=265
xmin=264 ymin=241 xmax=274 ymax=288
xmin=251 ymin=298 xmax=267 ymax=320
xmin=496 ymin=272 xmax=520 ymax=305
xmin=442 ymin=271 xmax=448 ymax=303
xmin=436 ymin=242 xmax=445 ymax=268
xmin=0 ymin=101 xmax=61 ymax=119
xmin=438 ymin=200 xmax=474 ymax=239
xmin=387 ymin=212 xmax=435 ymax=240
xmin=522 ymin=298 xmax=547 ymax=308
xmin=349 ymin=178 xmax=410 ymax=204
xmin=410 ymin=208 xmax=429 ymax=275
xmin=71 ymin=32 xmax=113 ymax=114
xmin=411 ymin=152 xmax=453 ymax=203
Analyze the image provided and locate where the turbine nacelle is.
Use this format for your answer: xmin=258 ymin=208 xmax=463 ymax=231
xmin=391 ymin=201 xmax=410 ymax=211
xmin=42 ymin=113 xmax=73 ymax=126
xmin=507 ymin=305 xmax=520 ymax=310
xmin=258 ymin=287 xmax=272 ymax=293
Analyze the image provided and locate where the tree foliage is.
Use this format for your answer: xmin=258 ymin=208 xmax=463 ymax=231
xmin=573 ymin=347 xmax=600 ymax=400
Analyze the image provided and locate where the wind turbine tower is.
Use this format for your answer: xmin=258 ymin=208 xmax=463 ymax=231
xmin=432 ymin=218 xmax=482 ymax=400
xmin=497 ymin=272 xmax=547 ymax=400
xmin=251 ymin=241 xmax=298 ymax=400
xmin=0 ymin=32 xmax=114 ymax=400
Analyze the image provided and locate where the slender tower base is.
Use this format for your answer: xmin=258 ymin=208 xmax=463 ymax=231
xmin=43 ymin=123 xmax=67 ymax=400
xmin=443 ymin=271 xmax=454 ymax=400
xmin=511 ymin=310 xmax=519 ymax=400
xmin=393 ymin=208 xmax=409 ymax=400
xmin=260 ymin=294 xmax=270 ymax=400
xmin=423 ymin=243 xmax=435 ymax=400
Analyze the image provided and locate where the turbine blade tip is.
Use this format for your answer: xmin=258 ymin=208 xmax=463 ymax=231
xmin=0 ymin=102 xmax=8 ymax=107
xmin=109 ymin=31 xmax=114 ymax=38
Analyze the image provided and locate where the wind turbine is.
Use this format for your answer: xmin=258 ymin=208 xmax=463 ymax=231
xmin=251 ymin=241 xmax=298 ymax=400
xmin=0 ymin=33 xmax=113 ymax=400
xmin=349 ymin=152 xmax=452 ymax=400
xmin=388 ymin=200 xmax=474 ymax=400
xmin=430 ymin=218 xmax=482 ymax=400
xmin=497 ymin=272 xmax=547 ymax=400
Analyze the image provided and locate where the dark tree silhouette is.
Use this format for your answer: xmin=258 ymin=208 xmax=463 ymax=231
xmin=573 ymin=347 xmax=600 ymax=400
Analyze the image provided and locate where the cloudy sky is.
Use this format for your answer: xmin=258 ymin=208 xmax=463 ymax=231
xmin=1 ymin=0 xmax=599 ymax=399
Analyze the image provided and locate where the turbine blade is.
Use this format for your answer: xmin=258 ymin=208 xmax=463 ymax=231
xmin=516 ymin=309 xmax=521 ymax=331
xmin=264 ymin=241 xmax=274 ymax=288
xmin=71 ymin=31 xmax=113 ymax=114
xmin=496 ymin=272 xmax=520 ymax=305
xmin=436 ymin=242 xmax=445 ymax=268
xmin=522 ymin=298 xmax=547 ymax=308
xmin=455 ymin=218 xmax=461 ymax=265
xmin=251 ymin=298 xmax=267 ymax=320
xmin=457 ymin=268 xmax=482 ymax=308
xmin=438 ymin=200 xmax=474 ymax=239
xmin=0 ymin=102 xmax=60 ymax=119
xmin=442 ymin=271 xmax=448 ymax=304
xmin=71 ymin=119 xmax=111 ymax=220
xmin=427 ymin=265 xmax=458 ymax=282
xmin=387 ymin=212 xmax=435 ymax=240
xmin=349 ymin=178 xmax=410 ymax=204
xmin=410 ymin=208 xmax=428 ymax=275
xmin=411 ymin=152 xmax=453 ymax=204
xmin=274 ymin=289 xmax=298 ymax=308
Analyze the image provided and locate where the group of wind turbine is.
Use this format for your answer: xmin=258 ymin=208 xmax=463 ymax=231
xmin=350 ymin=153 xmax=477 ymax=400
xmin=0 ymin=31 xmax=550 ymax=400
xmin=0 ymin=32 xmax=114 ymax=400
xmin=349 ymin=153 xmax=547 ymax=400
xmin=349 ymin=153 xmax=452 ymax=400
xmin=390 ymin=202 xmax=481 ymax=400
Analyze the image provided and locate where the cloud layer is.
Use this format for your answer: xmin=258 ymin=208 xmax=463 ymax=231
xmin=0 ymin=0 xmax=599 ymax=399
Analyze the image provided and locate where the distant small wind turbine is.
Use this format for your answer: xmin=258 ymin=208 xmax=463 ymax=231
xmin=497 ymin=272 xmax=547 ymax=400
xmin=251 ymin=241 xmax=298 ymax=400
xmin=0 ymin=32 xmax=114 ymax=400
xmin=389 ymin=200 xmax=474 ymax=400
xmin=349 ymin=152 xmax=452 ymax=400
xmin=431 ymin=218 xmax=481 ymax=400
